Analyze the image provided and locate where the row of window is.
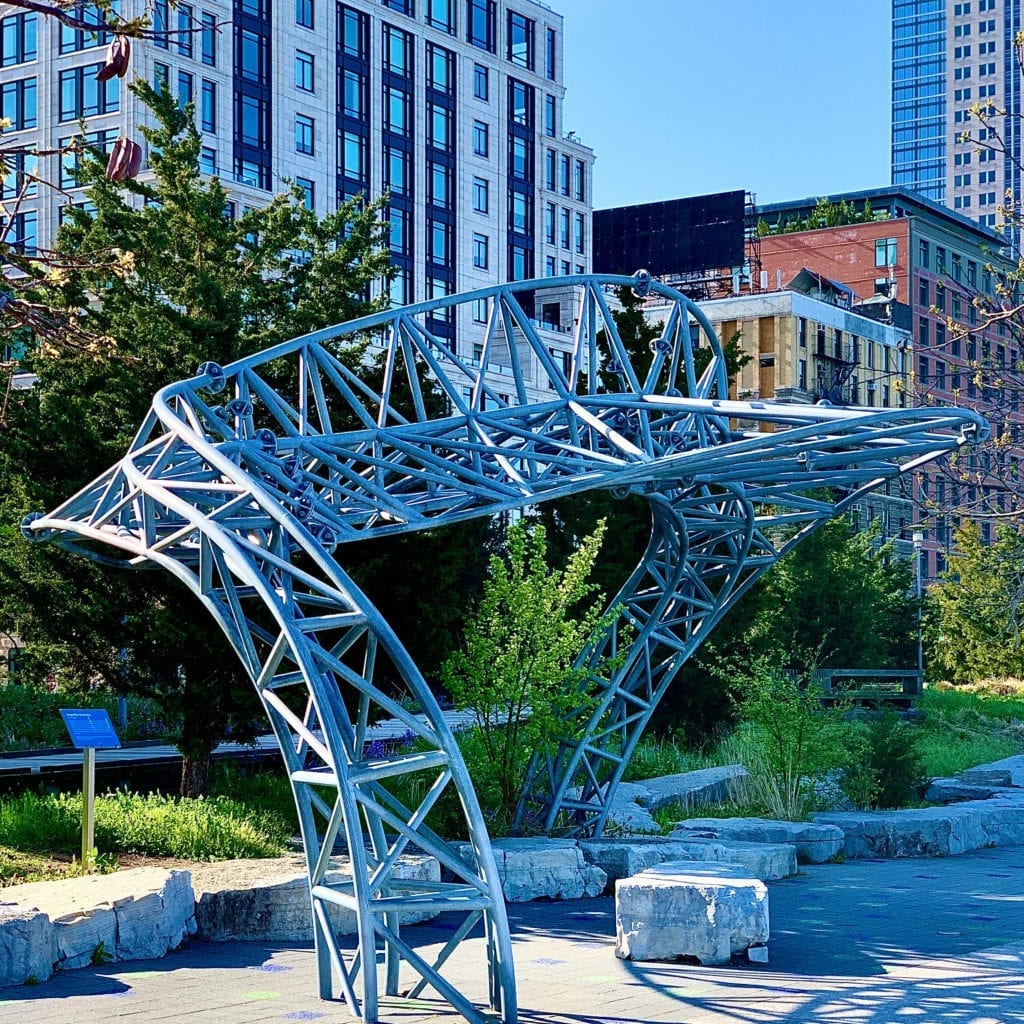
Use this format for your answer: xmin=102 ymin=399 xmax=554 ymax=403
xmin=542 ymin=202 xmax=586 ymax=254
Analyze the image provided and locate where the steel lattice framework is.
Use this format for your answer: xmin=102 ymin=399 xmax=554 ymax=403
xmin=25 ymin=273 xmax=985 ymax=1024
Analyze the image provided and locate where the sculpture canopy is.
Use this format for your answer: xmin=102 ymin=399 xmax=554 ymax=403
xmin=24 ymin=273 xmax=985 ymax=1024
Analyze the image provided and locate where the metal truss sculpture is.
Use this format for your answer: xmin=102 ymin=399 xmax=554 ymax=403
xmin=25 ymin=273 xmax=985 ymax=1024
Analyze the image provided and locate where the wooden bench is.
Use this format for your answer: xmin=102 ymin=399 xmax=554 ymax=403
xmin=812 ymin=668 xmax=923 ymax=707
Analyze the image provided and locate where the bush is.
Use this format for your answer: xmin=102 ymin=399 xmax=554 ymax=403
xmin=730 ymin=662 xmax=859 ymax=820
xmin=841 ymin=710 xmax=926 ymax=809
xmin=443 ymin=520 xmax=623 ymax=832
xmin=0 ymin=685 xmax=172 ymax=752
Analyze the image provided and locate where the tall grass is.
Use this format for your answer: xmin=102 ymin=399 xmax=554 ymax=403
xmin=0 ymin=790 xmax=291 ymax=861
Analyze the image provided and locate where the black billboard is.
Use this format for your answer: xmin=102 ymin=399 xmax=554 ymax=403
xmin=593 ymin=190 xmax=747 ymax=277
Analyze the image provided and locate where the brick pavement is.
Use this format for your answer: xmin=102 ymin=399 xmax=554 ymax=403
xmin=2 ymin=846 xmax=1023 ymax=1024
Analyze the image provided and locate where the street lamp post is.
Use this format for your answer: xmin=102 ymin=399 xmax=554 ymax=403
xmin=912 ymin=530 xmax=925 ymax=686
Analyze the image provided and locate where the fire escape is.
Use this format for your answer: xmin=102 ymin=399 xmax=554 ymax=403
xmin=813 ymin=325 xmax=858 ymax=405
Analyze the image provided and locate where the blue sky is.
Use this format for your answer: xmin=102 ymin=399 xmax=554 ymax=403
xmin=553 ymin=0 xmax=891 ymax=210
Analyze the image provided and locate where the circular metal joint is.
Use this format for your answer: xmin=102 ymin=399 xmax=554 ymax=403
xmin=606 ymin=359 xmax=624 ymax=376
xmin=212 ymin=406 xmax=229 ymax=421
xmin=196 ymin=361 xmax=226 ymax=394
xmin=253 ymin=428 xmax=278 ymax=455
xmin=289 ymin=481 xmax=315 ymax=521
xmin=632 ymin=268 xmax=652 ymax=298
xmin=309 ymin=520 xmax=338 ymax=554
xmin=281 ymin=453 xmax=302 ymax=480
xmin=609 ymin=486 xmax=630 ymax=500
xmin=666 ymin=387 xmax=683 ymax=398
xmin=649 ymin=338 xmax=672 ymax=355
xmin=226 ymin=399 xmax=253 ymax=419
xmin=20 ymin=512 xmax=52 ymax=542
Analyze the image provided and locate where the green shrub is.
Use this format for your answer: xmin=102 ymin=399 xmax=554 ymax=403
xmin=841 ymin=710 xmax=926 ymax=809
xmin=729 ymin=662 xmax=860 ymax=820
xmin=0 ymin=685 xmax=172 ymax=752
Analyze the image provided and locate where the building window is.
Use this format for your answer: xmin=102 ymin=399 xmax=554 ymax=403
xmin=472 ymin=232 xmax=488 ymax=269
xmin=60 ymin=3 xmax=114 ymax=53
xmin=342 ymin=70 xmax=365 ymax=118
xmin=426 ymin=0 xmax=454 ymax=32
xmin=201 ymin=11 xmax=217 ymax=65
xmin=507 ymin=10 xmax=534 ymax=69
xmin=472 ymin=297 xmax=488 ymax=323
xmin=341 ymin=4 xmax=368 ymax=58
xmin=429 ymin=161 xmax=451 ymax=207
xmin=918 ymin=276 xmax=929 ymax=306
xmin=295 ymin=50 xmax=314 ymax=92
xmin=427 ymin=43 xmax=454 ymax=93
xmin=511 ymin=191 xmax=529 ymax=232
xmin=383 ymin=0 xmax=414 ymax=15
xmin=429 ymin=219 xmax=450 ymax=265
xmin=199 ymin=146 xmax=217 ymax=174
xmin=1 ymin=13 xmax=37 ymax=66
xmin=472 ymin=176 xmax=489 ymax=214
xmin=385 ymin=145 xmax=409 ymax=194
xmin=935 ymin=282 xmax=946 ymax=313
xmin=59 ymin=66 xmax=118 ymax=122
xmin=296 ymin=0 xmax=314 ymax=29
xmin=429 ymin=103 xmax=451 ymax=150
xmin=545 ymin=148 xmax=556 ymax=190
xmin=918 ymin=316 xmax=929 ymax=347
xmin=386 ymin=86 xmax=409 ymax=133
xmin=177 ymin=69 xmax=194 ymax=107
xmin=237 ymin=93 xmax=268 ymax=149
xmin=560 ymin=207 xmax=570 ymax=248
xmin=295 ymin=114 xmax=315 ymax=155
xmin=545 ymin=254 xmax=556 ymax=276
xmin=575 ymin=211 xmax=586 ymax=255
xmin=936 ymin=245 xmax=946 ymax=274
xmin=510 ymin=243 xmax=529 ymax=281
xmin=177 ymin=4 xmax=194 ymax=58
xmin=510 ymin=135 xmax=530 ymax=178
xmin=154 ymin=0 xmax=169 ymax=47
xmin=2 ymin=150 xmax=36 ymax=198
xmin=560 ymin=153 xmax=571 ymax=195
xmin=341 ymin=130 xmax=366 ymax=179
xmin=240 ymin=28 xmax=269 ymax=83
xmin=544 ymin=94 xmax=556 ymax=137
xmin=509 ymin=78 xmax=532 ymax=126
xmin=9 ymin=209 xmax=36 ymax=254
xmin=544 ymin=201 xmax=555 ymax=244
xmin=546 ymin=26 xmax=556 ymax=79
xmin=384 ymin=24 xmax=412 ymax=75
xmin=472 ymin=119 xmax=489 ymax=157
xmin=875 ymin=237 xmax=897 ymax=267
xmin=467 ymin=0 xmax=495 ymax=52
xmin=3 ymin=75 xmax=36 ymax=128
xmin=473 ymin=62 xmax=488 ymax=100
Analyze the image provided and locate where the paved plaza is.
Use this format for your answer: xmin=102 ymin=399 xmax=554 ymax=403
xmin=2 ymin=845 xmax=1023 ymax=1024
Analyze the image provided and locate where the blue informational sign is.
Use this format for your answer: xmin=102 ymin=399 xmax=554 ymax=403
xmin=60 ymin=708 xmax=122 ymax=750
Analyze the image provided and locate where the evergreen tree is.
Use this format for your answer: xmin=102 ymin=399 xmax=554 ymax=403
xmin=0 ymin=83 xmax=391 ymax=794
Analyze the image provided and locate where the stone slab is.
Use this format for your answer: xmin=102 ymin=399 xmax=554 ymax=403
xmin=958 ymin=754 xmax=1024 ymax=789
xmin=192 ymin=854 xmax=440 ymax=942
xmin=455 ymin=838 xmax=606 ymax=903
xmin=579 ymin=835 xmax=797 ymax=883
xmin=615 ymin=860 xmax=769 ymax=965
xmin=671 ymin=817 xmax=843 ymax=863
xmin=636 ymin=766 xmax=749 ymax=811
xmin=0 ymin=904 xmax=53 ymax=987
xmin=814 ymin=797 xmax=1024 ymax=858
xmin=0 ymin=868 xmax=195 ymax=977
xmin=925 ymin=777 xmax=999 ymax=803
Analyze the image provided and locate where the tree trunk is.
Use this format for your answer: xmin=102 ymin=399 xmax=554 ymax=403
xmin=180 ymin=751 xmax=211 ymax=798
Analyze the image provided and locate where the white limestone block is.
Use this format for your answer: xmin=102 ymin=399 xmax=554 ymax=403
xmin=0 ymin=904 xmax=53 ymax=987
xmin=615 ymin=861 xmax=768 ymax=965
xmin=673 ymin=817 xmax=844 ymax=863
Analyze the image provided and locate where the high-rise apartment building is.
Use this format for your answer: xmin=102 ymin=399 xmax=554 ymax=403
xmin=0 ymin=0 xmax=594 ymax=355
xmin=891 ymin=0 xmax=1021 ymax=231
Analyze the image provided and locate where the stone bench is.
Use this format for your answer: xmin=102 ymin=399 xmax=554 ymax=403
xmin=615 ymin=861 xmax=769 ymax=965
xmin=672 ymin=817 xmax=844 ymax=863
xmin=1 ymin=868 xmax=195 ymax=986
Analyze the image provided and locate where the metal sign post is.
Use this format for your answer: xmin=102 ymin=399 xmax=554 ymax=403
xmin=59 ymin=709 xmax=121 ymax=868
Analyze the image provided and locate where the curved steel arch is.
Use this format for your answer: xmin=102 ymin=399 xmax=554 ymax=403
xmin=25 ymin=273 xmax=986 ymax=1022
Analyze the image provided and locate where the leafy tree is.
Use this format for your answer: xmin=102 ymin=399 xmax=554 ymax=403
xmin=442 ymin=520 xmax=620 ymax=830
xmin=929 ymin=519 xmax=1024 ymax=682
xmin=0 ymin=83 xmax=391 ymax=795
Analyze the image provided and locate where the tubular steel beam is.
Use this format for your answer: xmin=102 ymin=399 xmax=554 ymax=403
xmin=25 ymin=273 xmax=986 ymax=1022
